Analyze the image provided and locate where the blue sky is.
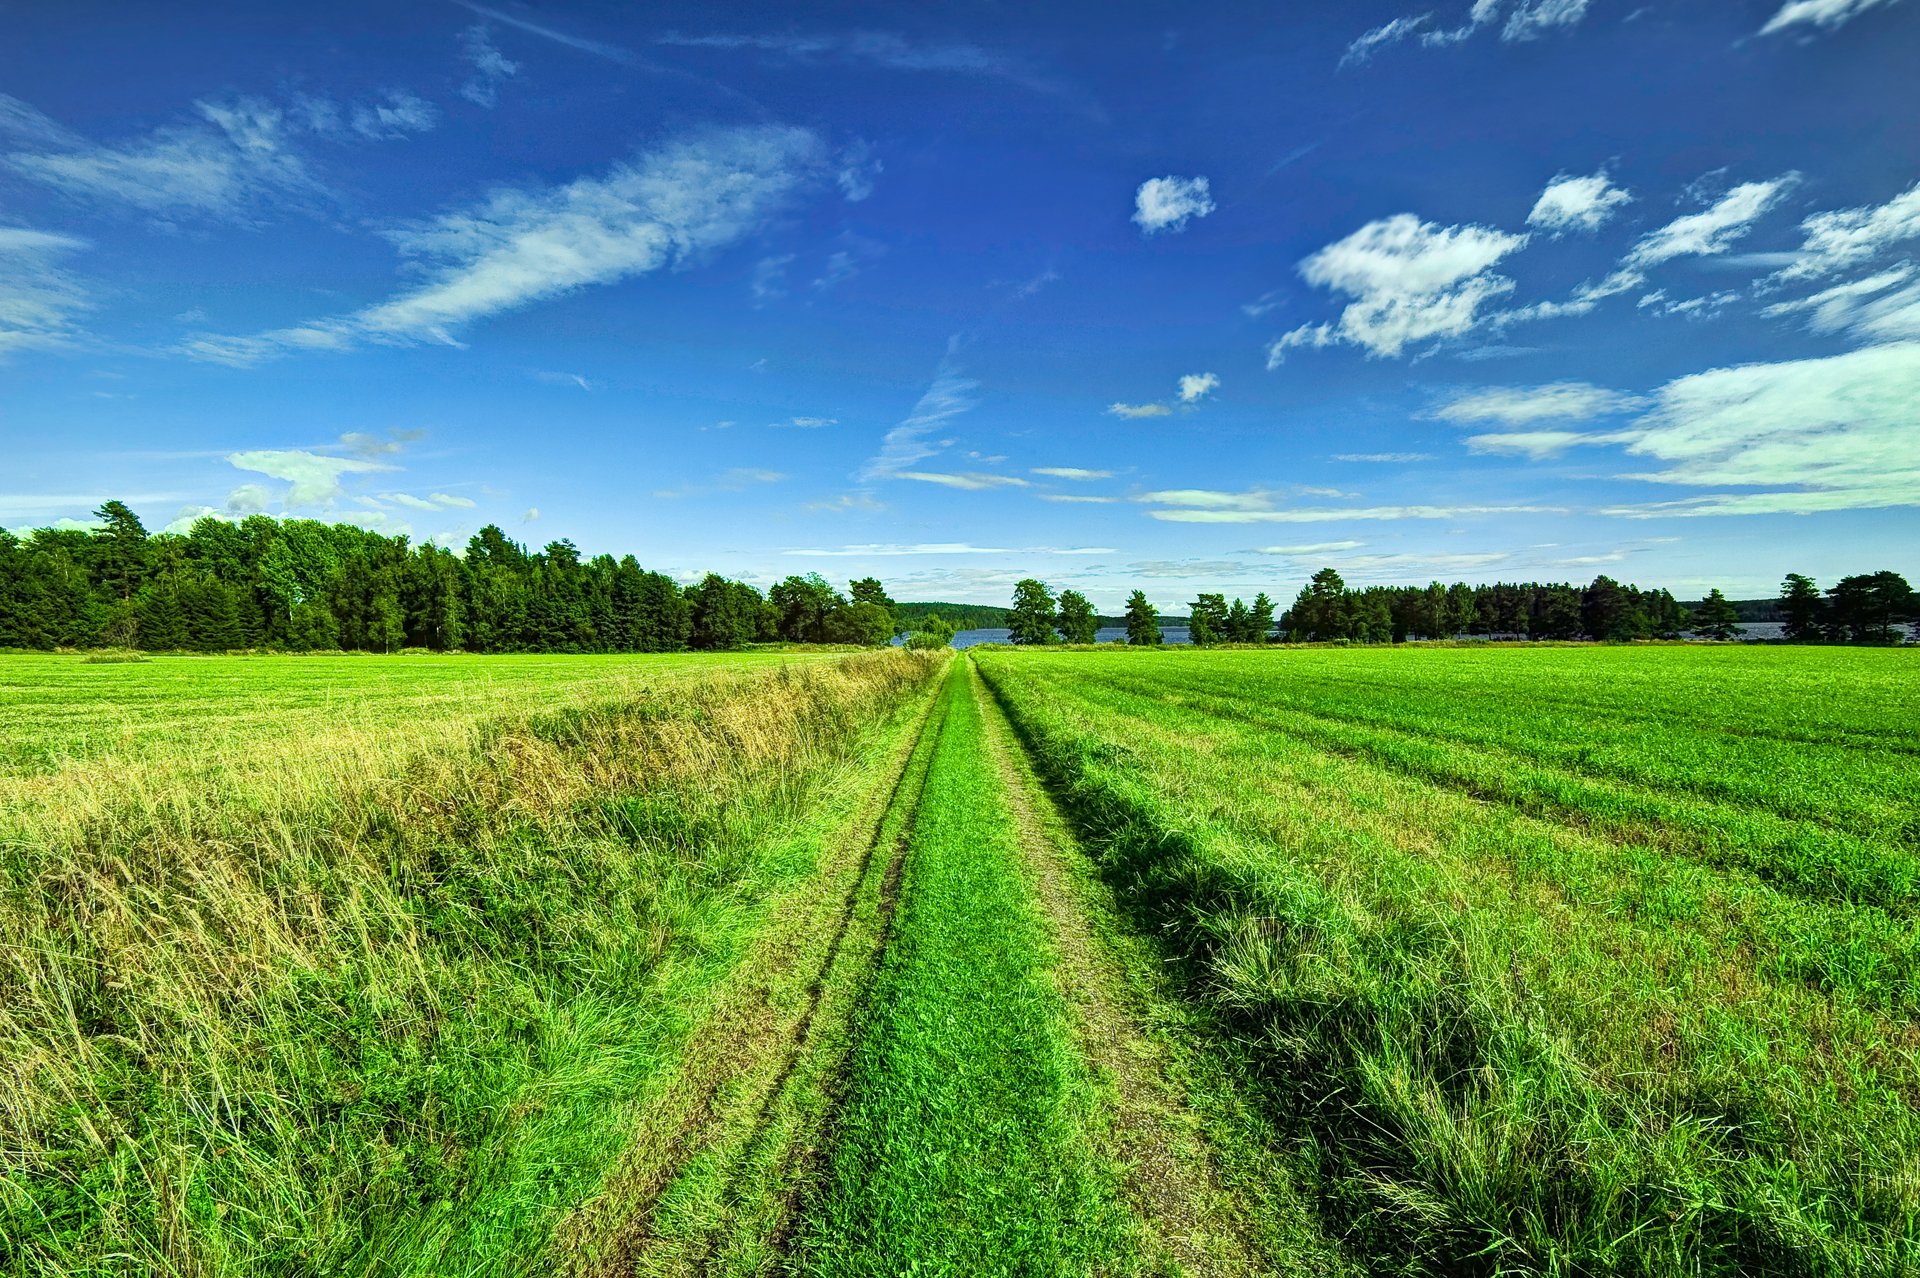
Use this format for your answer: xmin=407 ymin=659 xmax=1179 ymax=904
xmin=2 ymin=0 xmax=1916 ymax=609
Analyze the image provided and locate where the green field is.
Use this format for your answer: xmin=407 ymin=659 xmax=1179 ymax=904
xmin=3 ymin=644 xmax=1916 ymax=1275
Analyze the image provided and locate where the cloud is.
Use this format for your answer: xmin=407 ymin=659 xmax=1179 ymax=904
xmin=453 ymin=1 xmax=635 ymax=63
xmin=5 ymin=95 xmax=319 ymax=222
xmin=781 ymin=415 xmax=838 ymax=429
xmin=1431 ymin=380 xmax=1648 ymax=425
xmin=1778 ymin=177 xmax=1920 ymax=280
xmin=859 ymin=342 xmax=978 ymax=481
xmin=1133 ymin=175 xmax=1214 ymax=235
xmin=1031 ymin=467 xmax=1115 ymax=481
xmin=805 ymin=492 xmax=888 ymax=513
xmin=1760 ymin=0 xmax=1903 ymax=34
xmin=0 ymin=225 xmax=89 ymax=356
xmin=1176 ymin=371 xmax=1220 ymax=403
xmin=532 ymin=369 xmax=596 ymax=390
xmin=1622 ymin=178 xmax=1796 ymax=271
xmin=1764 ymin=269 xmax=1920 ymax=342
xmin=460 ymin=25 xmax=521 ymax=106
xmin=523 ymin=507 xmax=540 ymax=522
xmin=1107 ymin=401 xmax=1173 ymax=419
xmin=227 ymin=449 xmax=396 ymax=507
xmin=751 ymin=253 xmax=795 ymax=305
xmin=1039 ymin=494 xmax=1119 ymax=503
xmin=653 ymin=30 xmax=1080 ymax=106
xmin=1464 ymin=429 xmax=1634 ymax=459
xmin=784 ymin=541 xmax=1113 ymax=556
xmin=1143 ymin=490 xmax=1562 ymax=522
xmin=1254 ymin=540 xmax=1366 ymax=554
xmin=350 ymin=91 xmax=438 ymax=140
xmin=380 ymin=491 xmax=476 ymax=512
xmin=1528 ymin=170 xmax=1632 ymax=234
xmin=339 ymin=428 xmax=427 ymax=458
xmin=1271 ymin=213 xmax=1529 ymax=361
xmin=182 ymin=125 xmax=827 ymax=363
xmin=1344 ymin=0 xmax=1591 ymax=62
xmin=836 ymin=140 xmax=881 ymax=201
xmin=1608 ymin=341 xmax=1920 ymax=513
xmin=1332 ymin=452 xmax=1434 ymax=462
xmin=1137 ymin=487 xmax=1278 ymax=511
xmin=895 ymin=471 xmax=1031 ymax=490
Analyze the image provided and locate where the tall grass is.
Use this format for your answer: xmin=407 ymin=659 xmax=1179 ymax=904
xmin=0 ymin=650 xmax=939 ymax=1275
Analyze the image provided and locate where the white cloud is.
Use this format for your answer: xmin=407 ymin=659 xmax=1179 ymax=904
xmin=1341 ymin=14 xmax=1433 ymax=66
xmin=1032 ymin=467 xmax=1115 ymax=480
xmin=1176 ymin=371 xmax=1220 ymax=403
xmin=1332 ymin=452 xmax=1434 ymax=462
xmin=752 ymin=253 xmax=794 ymax=305
xmin=1108 ymin=401 xmax=1173 ymax=419
xmin=454 ymin=1 xmax=636 ymax=62
xmin=1149 ymin=503 xmax=1563 ymax=523
xmin=532 ymin=369 xmax=596 ymax=390
xmin=1137 ymin=487 xmax=1278 ymax=511
xmin=460 ymin=25 xmax=521 ymax=107
xmin=184 ymin=125 xmax=827 ymax=363
xmin=1778 ymin=178 xmax=1920 ymax=279
xmin=1465 ymin=429 xmax=1633 ymax=459
xmin=1271 ymin=213 xmax=1529 ymax=360
xmin=1255 ymin=541 xmax=1366 ymax=554
xmin=1432 ymin=380 xmax=1648 ymax=425
xmin=1760 ymin=0 xmax=1903 ymax=34
xmin=1622 ymin=178 xmax=1795 ymax=271
xmin=0 ymin=225 xmax=88 ymax=356
xmin=860 ymin=341 xmax=977 ymax=482
xmin=1500 ymin=0 xmax=1592 ymax=40
xmin=1039 ymin=494 xmax=1119 ymax=503
xmin=895 ymin=471 xmax=1031 ymax=490
xmin=523 ymin=507 xmax=540 ymax=522
xmin=783 ymin=415 xmax=838 ymax=428
xmin=654 ymin=31 xmax=1081 ymax=108
xmin=350 ymin=91 xmax=438 ymax=140
xmin=1527 ymin=171 xmax=1632 ymax=234
xmin=1343 ymin=0 xmax=1590 ymax=62
xmin=1610 ymin=341 xmax=1920 ymax=512
xmin=1132 ymin=175 xmax=1214 ymax=235
xmin=227 ymin=449 xmax=396 ymax=507
xmin=5 ymin=96 xmax=318 ymax=221
xmin=784 ymin=541 xmax=1114 ymax=557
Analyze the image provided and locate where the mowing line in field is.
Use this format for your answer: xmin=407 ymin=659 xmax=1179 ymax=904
xmin=786 ymin=660 xmax=1140 ymax=1277
xmin=555 ymin=659 xmax=953 ymax=1276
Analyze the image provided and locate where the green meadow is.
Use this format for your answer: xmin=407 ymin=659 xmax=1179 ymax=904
xmin=4 ymin=644 xmax=1916 ymax=1275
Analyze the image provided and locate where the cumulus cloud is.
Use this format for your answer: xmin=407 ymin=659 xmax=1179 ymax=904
xmin=227 ymin=449 xmax=396 ymax=507
xmin=183 ymin=125 xmax=828 ymax=363
xmin=1528 ymin=171 xmax=1632 ymax=234
xmin=1176 ymin=371 xmax=1220 ymax=403
xmin=0 ymin=226 xmax=89 ymax=357
xmin=460 ymin=25 xmax=521 ymax=106
xmin=1132 ymin=175 xmax=1214 ymax=235
xmin=1760 ymin=0 xmax=1903 ymax=34
xmin=859 ymin=340 xmax=977 ymax=481
xmin=1270 ymin=213 xmax=1529 ymax=361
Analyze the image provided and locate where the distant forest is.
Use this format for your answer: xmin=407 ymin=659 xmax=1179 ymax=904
xmin=0 ymin=504 xmax=1911 ymax=652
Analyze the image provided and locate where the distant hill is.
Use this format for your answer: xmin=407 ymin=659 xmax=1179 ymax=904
xmin=1681 ymin=597 xmax=1781 ymax=622
xmin=895 ymin=601 xmax=1190 ymax=631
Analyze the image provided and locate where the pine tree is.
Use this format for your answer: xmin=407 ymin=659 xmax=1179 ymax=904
xmin=1691 ymin=588 xmax=1744 ymax=641
xmin=1123 ymin=590 xmax=1161 ymax=645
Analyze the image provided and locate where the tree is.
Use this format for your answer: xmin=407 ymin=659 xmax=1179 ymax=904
xmin=1056 ymin=589 xmax=1098 ymax=644
xmin=1691 ymin=588 xmax=1744 ymax=641
xmin=849 ymin=577 xmax=896 ymax=633
xmin=1006 ymin=578 xmax=1057 ymax=644
xmin=1284 ymin=568 xmax=1349 ymax=642
xmin=1779 ymin=573 xmax=1825 ymax=642
xmin=688 ymin=574 xmax=761 ymax=650
xmin=1247 ymin=592 xmax=1276 ymax=643
xmin=1123 ymin=590 xmax=1162 ymax=645
xmin=824 ymin=601 xmax=895 ymax=646
xmin=906 ymin=613 xmax=957 ymax=650
xmin=771 ymin=573 xmax=846 ymax=643
xmin=1826 ymin=571 xmax=1915 ymax=643
xmin=1582 ymin=575 xmax=1648 ymax=641
xmin=1189 ymin=593 xmax=1229 ymax=646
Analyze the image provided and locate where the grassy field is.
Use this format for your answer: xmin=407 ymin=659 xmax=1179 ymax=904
xmin=0 ymin=648 xmax=940 ymax=1275
xmin=975 ymin=643 xmax=1920 ymax=1276
xmin=7 ymin=642 xmax=1916 ymax=1275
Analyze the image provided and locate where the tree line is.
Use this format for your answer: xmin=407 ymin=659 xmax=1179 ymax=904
xmin=998 ymin=568 xmax=1916 ymax=645
xmin=0 ymin=503 xmax=901 ymax=653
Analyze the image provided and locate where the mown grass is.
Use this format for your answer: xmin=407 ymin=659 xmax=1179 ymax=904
xmin=792 ymin=660 xmax=1138 ymax=1277
xmin=0 ymin=649 xmax=941 ymax=1276
xmin=975 ymin=643 xmax=1920 ymax=1277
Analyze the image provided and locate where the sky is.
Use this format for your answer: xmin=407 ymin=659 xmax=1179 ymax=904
xmin=2 ymin=0 xmax=1916 ymax=610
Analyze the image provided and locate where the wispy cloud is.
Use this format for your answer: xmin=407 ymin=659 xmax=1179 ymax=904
xmin=0 ymin=226 xmax=89 ymax=357
xmin=1777 ymin=177 xmax=1920 ymax=280
xmin=1760 ymin=0 xmax=1903 ymax=35
xmin=896 ymin=471 xmax=1030 ymax=490
xmin=1107 ymin=401 xmax=1173 ymax=419
xmin=783 ymin=541 xmax=1113 ymax=556
xmin=1430 ymin=380 xmax=1648 ymax=425
xmin=453 ymin=1 xmax=635 ymax=63
xmin=1031 ymin=466 xmax=1115 ymax=481
xmin=1528 ymin=170 xmax=1632 ymax=234
xmin=182 ymin=125 xmax=827 ymax=364
xmin=1133 ymin=175 xmax=1214 ymax=235
xmin=1140 ymin=486 xmax=1561 ymax=523
xmin=1332 ymin=452 xmax=1434 ymax=462
xmin=1343 ymin=0 xmax=1591 ymax=64
xmin=858 ymin=340 xmax=978 ymax=481
xmin=1254 ymin=540 xmax=1366 ymax=554
xmin=460 ymin=25 xmax=521 ymax=106
xmin=654 ymin=30 xmax=1082 ymax=105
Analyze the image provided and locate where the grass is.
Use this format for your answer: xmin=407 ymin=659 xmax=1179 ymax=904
xmin=790 ymin=659 xmax=1138 ymax=1277
xmin=974 ymin=643 xmax=1920 ymax=1277
xmin=0 ymin=648 xmax=942 ymax=1276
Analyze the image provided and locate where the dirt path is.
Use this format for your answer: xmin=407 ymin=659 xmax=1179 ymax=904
xmin=968 ymin=657 xmax=1353 ymax=1278
xmin=554 ymin=671 xmax=950 ymax=1276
